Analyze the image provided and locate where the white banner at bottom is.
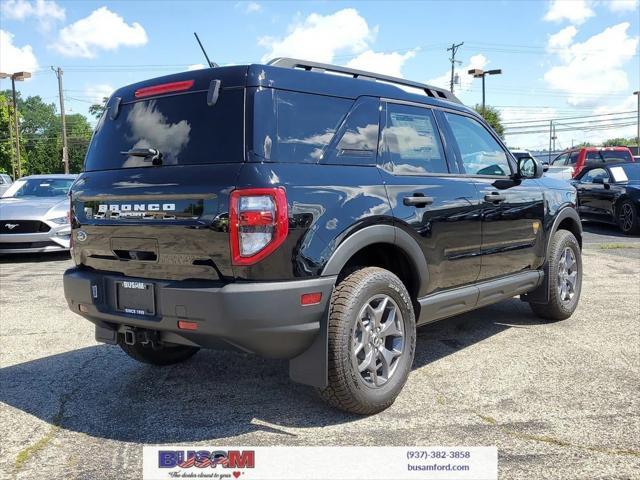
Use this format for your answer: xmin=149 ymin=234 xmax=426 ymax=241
xmin=142 ymin=446 xmax=497 ymax=480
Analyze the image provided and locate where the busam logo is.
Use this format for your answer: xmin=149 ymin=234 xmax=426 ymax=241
xmin=159 ymin=450 xmax=255 ymax=470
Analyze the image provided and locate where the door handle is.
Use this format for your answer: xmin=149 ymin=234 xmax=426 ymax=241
xmin=484 ymin=193 xmax=506 ymax=203
xmin=403 ymin=195 xmax=434 ymax=207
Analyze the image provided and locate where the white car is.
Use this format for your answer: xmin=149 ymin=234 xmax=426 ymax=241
xmin=0 ymin=174 xmax=77 ymax=254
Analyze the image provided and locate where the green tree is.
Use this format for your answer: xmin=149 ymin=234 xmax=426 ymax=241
xmin=89 ymin=97 xmax=108 ymax=119
xmin=0 ymin=94 xmax=16 ymax=175
xmin=474 ymin=104 xmax=505 ymax=138
xmin=66 ymin=114 xmax=93 ymax=173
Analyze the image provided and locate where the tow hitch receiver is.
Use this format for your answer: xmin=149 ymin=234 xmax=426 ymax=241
xmin=122 ymin=326 xmax=159 ymax=347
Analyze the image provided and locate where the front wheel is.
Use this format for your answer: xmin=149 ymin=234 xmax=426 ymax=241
xmin=529 ymin=230 xmax=582 ymax=321
xmin=318 ymin=267 xmax=416 ymax=415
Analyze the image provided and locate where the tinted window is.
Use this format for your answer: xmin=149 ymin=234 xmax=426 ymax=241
xmin=445 ymin=113 xmax=511 ymax=176
xmin=569 ymin=152 xmax=580 ymax=164
xmin=586 ymin=151 xmax=602 ymax=161
xmin=382 ymin=103 xmax=448 ymax=175
xmin=84 ymin=89 xmax=244 ymax=171
xmin=581 ymin=168 xmax=609 ymax=183
xmin=275 ymin=91 xmax=351 ymax=163
xmin=601 ymin=150 xmax=632 ymax=162
xmin=337 ymin=97 xmax=379 ymax=153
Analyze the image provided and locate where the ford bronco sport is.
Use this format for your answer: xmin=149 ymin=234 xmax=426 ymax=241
xmin=64 ymin=58 xmax=583 ymax=414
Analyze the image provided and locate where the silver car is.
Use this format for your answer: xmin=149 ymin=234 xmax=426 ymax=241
xmin=0 ymin=174 xmax=77 ymax=254
xmin=0 ymin=173 xmax=13 ymax=196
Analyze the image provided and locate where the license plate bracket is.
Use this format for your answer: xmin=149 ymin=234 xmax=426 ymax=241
xmin=116 ymin=281 xmax=155 ymax=316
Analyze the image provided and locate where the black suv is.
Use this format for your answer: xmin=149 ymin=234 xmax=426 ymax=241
xmin=64 ymin=59 xmax=583 ymax=414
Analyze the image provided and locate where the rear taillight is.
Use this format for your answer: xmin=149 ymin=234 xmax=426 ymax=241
xmin=229 ymin=188 xmax=288 ymax=266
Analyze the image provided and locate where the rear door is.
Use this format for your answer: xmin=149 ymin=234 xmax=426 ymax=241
xmin=439 ymin=111 xmax=545 ymax=281
xmin=71 ymin=71 xmax=247 ymax=281
xmin=379 ymin=101 xmax=482 ymax=294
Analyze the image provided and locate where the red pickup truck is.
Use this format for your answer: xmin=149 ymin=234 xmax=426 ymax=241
xmin=549 ymin=147 xmax=634 ymax=179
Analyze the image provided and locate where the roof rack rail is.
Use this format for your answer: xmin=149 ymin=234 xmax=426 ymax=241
xmin=267 ymin=57 xmax=461 ymax=104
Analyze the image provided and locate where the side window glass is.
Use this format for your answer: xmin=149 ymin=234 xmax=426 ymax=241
xmin=444 ymin=113 xmax=511 ymax=176
xmin=569 ymin=152 xmax=580 ymax=165
xmin=276 ymin=91 xmax=351 ymax=163
xmin=382 ymin=103 xmax=448 ymax=175
xmin=553 ymin=154 xmax=567 ymax=165
xmin=336 ymin=97 xmax=379 ymax=154
xmin=583 ymin=168 xmax=608 ymax=183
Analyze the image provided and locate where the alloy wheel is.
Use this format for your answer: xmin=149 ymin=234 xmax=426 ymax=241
xmin=352 ymin=294 xmax=405 ymax=387
xmin=557 ymin=247 xmax=578 ymax=303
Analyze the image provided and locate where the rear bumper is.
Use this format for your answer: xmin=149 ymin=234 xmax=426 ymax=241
xmin=63 ymin=267 xmax=335 ymax=359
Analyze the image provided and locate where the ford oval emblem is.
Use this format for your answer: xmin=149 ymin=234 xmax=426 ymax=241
xmin=76 ymin=230 xmax=87 ymax=242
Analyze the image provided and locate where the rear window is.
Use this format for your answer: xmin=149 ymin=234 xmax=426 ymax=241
xmin=586 ymin=150 xmax=632 ymax=163
xmin=84 ymin=89 xmax=244 ymax=171
xmin=252 ymin=90 xmax=352 ymax=163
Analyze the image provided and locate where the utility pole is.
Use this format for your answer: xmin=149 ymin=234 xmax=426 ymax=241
xmin=549 ymin=120 xmax=553 ymax=162
xmin=634 ymin=90 xmax=639 ymax=152
xmin=447 ymin=42 xmax=463 ymax=93
xmin=52 ymin=66 xmax=69 ymax=174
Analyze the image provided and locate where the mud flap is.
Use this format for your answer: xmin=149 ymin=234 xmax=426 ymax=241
xmin=288 ymin=303 xmax=329 ymax=388
xmin=521 ymin=263 xmax=549 ymax=304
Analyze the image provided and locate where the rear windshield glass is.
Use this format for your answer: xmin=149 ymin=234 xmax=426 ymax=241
xmin=586 ymin=150 xmax=632 ymax=163
xmin=84 ymin=89 xmax=244 ymax=171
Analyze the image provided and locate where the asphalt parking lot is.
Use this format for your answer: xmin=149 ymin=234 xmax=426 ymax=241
xmin=1 ymin=222 xmax=639 ymax=480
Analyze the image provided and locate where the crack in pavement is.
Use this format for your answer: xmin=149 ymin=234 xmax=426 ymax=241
xmin=12 ymin=346 xmax=110 ymax=477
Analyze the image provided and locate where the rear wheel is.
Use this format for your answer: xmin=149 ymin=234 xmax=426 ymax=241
xmin=318 ymin=267 xmax=416 ymax=415
xmin=118 ymin=335 xmax=199 ymax=366
xmin=529 ymin=230 xmax=582 ymax=321
xmin=617 ymin=200 xmax=640 ymax=235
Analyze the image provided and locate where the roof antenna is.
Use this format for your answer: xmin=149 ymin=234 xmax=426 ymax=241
xmin=193 ymin=32 xmax=218 ymax=68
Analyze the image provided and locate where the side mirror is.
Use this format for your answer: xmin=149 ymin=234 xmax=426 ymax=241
xmin=516 ymin=156 xmax=543 ymax=179
xmin=592 ymin=177 xmax=610 ymax=188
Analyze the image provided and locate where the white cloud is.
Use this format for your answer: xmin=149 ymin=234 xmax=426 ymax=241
xmin=607 ymin=0 xmax=639 ymax=12
xmin=187 ymin=63 xmax=206 ymax=71
xmin=543 ymin=22 xmax=639 ymax=106
xmin=259 ymin=9 xmax=375 ymax=63
xmin=0 ymin=0 xmax=64 ymax=29
xmin=543 ymin=0 xmax=595 ymax=25
xmin=237 ymin=1 xmax=262 ymax=13
xmin=427 ymin=54 xmax=488 ymax=93
xmin=547 ymin=25 xmax=577 ymax=50
xmin=345 ymin=49 xmax=418 ymax=78
xmin=0 ymin=30 xmax=38 ymax=75
xmin=51 ymin=6 xmax=147 ymax=58
xmin=84 ymin=84 xmax=114 ymax=104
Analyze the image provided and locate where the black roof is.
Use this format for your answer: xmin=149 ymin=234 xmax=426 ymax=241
xmin=110 ymin=59 xmax=474 ymax=116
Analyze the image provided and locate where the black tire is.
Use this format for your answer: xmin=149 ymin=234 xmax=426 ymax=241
xmin=617 ymin=199 xmax=640 ymax=235
xmin=318 ymin=267 xmax=416 ymax=415
xmin=529 ymin=230 xmax=582 ymax=321
xmin=118 ymin=335 xmax=199 ymax=366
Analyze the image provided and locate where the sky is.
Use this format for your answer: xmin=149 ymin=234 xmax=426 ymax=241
xmin=0 ymin=0 xmax=638 ymax=151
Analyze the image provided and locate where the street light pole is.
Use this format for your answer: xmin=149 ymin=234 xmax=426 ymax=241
xmin=468 ymin=68 xmax=502 ymax=114
xmin=0 ymin=71 xmax=31 ymax=178
xmin=634 ymin=90 xmax=639 ymax=152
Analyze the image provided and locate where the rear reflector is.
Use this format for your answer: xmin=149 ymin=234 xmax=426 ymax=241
xmin=178 ymin=320 xmax=199 ymax=331
xmin=135 ymin=80 xmax=194 ymax=98
xmin=301 ymin=292 xmax=322 ymax=306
